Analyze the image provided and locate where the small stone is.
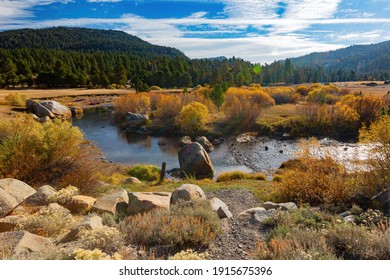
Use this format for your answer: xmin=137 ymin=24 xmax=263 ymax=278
xmin=170 ymin=184 xmax=206 ymax=205
xmin=122 ymin=177 xmax=142 ymax=184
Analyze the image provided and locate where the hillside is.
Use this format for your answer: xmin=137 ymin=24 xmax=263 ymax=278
xmin=290 ymin=40 xmax=390 ymax=74
xmin=0 ymin=27 xmax=184 ymax=57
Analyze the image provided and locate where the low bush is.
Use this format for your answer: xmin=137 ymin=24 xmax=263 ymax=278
xmin=1 ymin=92 xmax=27 ymax=107
xmin=0 ymin=117 xmax=101 ymax=193
xmin=48 ymin=185 xmax=79 ymax=205
xmin=168 ymin=249 xmax=209 ymax=260
xmin=73 ymin=249 xmax=122 ymax=260
xmin=122 ymin=200 xmax=220 ymax=248
xmin=113 ymin=93 xmax=151 ymax=115
xmin=79 ymin=226 xmax=123 ymax=254
xmin=216 ymin=171 xmax=266 ymax=182
xmin=127 ymin=164 xmax=160 ymax=182
xmin=175 ymin=101 xmax=209 ymax=135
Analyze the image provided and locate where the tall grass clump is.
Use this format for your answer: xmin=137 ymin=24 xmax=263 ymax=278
xmin=122 ymin=200 xmax=220 ymax=248
xmin=0 ymin=116 xmax=101 ymax=193
xmin=1 ymin=92 xmax=27 ymax=107
xmin=216 ymin=171 xmax=266 ymax=182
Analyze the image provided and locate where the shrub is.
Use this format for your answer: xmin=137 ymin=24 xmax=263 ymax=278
xmin=73 ymin=249 xmax=122 ymax=260
xmin=340 ymin=94 xmax=383 ymax=125
xmin=113 ymin=93 xmax=151 ymax=115
xmin=48 ymin=185 xmax=79 ymax=205
xmin=127 ymin=164 xmax=160 ymax=181
xmin=2 ymin=92 xmax=27 ymax=107
xmin=175 ymin=101 xmax=209 ymax=135
xmin=154 ymin=94 xmax=183 ymax=122
xmin=267 ymin=87 xmax=300 ymax=104
xmin=122 ymin=200 xmax=220 ymax=248
xmin=20 ymin=207 xmax=76 ymax=238
xmin=149 ymin=86 xmax=162 ymax=91
xmin=216 ymin=171 xmax=266 ymax=182
xmin=79 ymin=226 xmax=123 ymax=254
xmin=0 ymin=117 xmax=101 ymax=193
xmin=168 ymin=249 xmax=209 ymax=260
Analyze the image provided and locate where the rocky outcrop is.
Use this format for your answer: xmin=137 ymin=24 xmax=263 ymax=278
xmin=0 ymin=215 xmax=27 ymax=233
xmin=260 ymin=201 xmax=297 ymax=211
xmin=178 ymin=142 xmax=215 ymax=179
xmin=170 ymin=184 xmax=206 ymax=205
xmin=40 ymin=100 xmax=72 ymax=119
xmin=64 ymin=195 xmax=96 ymax=214
xmin=178 ymin=136 xmax=192 ymax=146
xmin=125 ymin=112 xmax=149 ymax=128
xmin=127 ymin=192 xmax=171 ymax=215
xmin=209 ymin=197 xmax=232 ymax=219
xmin=195 ymin=136 xmax=214 ymax=152
xmin=0 ymin=231 xmax=54 ymax=256
xmin=59 ymin=215 xmax=103 ymax=243
xmin=93 ymin=190 xmax=129 ymax=215
xmin=0 ymin=179 xmax=36 ymax=218
xmin=26 ymin=100 xmax=55 ymax=118
xmin=24 ymin=185 xmax=57 ymax=206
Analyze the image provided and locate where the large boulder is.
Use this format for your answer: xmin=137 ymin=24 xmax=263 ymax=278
xmin=170 ymin=184 xmax=206 ymax=205
xmin=0 ymin=179 xmax=36 ymax=218
xmin=26 ymin=100 xmax=55 ymax=118
xmin=195 ymin=136 xmax=214 ymax=152
xmin=40 ymin=100 xmax=72 ymax=119
xmin=59 ymin=214 xmax=103 ymax=243
xmin=0 ymin=231 xmax=54 ymax=256
xmin=0 ymin=215 xmax=28 ymax=233
xmin=209 ymin=197 xmax=232 ymax=219
xmin=371 ymin=189 xmax=390 ymax=216
xmin=127 ymin=192 xmax=171 ymax=215
xmin=93 ymin=190 xmax=129 ymax=215
xmin=64 ymin=195 xmax=96 ymax=214
xmin=24 ymin=185 xmax=57 ymax=206
xmin=178 ymin=142 xmax=215 ymax=179
xmin=125 ymin=112 xmax=149 ymax=127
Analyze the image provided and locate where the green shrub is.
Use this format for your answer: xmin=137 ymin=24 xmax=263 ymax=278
xmin=127 ymin=164 xmax=160 ymax=181
xmin=0 ymin=116 xmax=101 ymax=193
xmin=216 ymin=171 xmax=266 ymax=182
xmin=122 ymin=200 xmax=220 ymax=248
xmin=48 ymin=185 xmax=79 ymax=205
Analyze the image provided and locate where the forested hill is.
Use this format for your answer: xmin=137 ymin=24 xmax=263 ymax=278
xmin=0 ymin=27 xmax=184 ymax=57
xmin=290 ymin=40 xmax=390 ymax=74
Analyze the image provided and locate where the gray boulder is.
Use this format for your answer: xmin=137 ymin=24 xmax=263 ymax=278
xmin=26 ymin=100 xmax=55 ymax=118
xmin=93 ymin=190 xmax=129 ymax=215
xmin=178 ymin=142 xmax=215 ymax=179
xmin=125 ymin=112 xmax=149 ymax=127
xmin=0 ymin=231 xmax=54 ymax=256
xmin=209 ymin=197 xmax=232 ymax=219
xmin=170 ymin=184 xmax=206 ymax=205
xmin=195 ymin=136 xmax=214 ymax=152
xmin=238 ymin=207 xmax=274 ymax=224
xmin=24 ymin=185 xmax=57 ymax=206
xmin=0 ymin=179 xmax=36 ymax=218
xmin=127 ymin=192 xmax=171 ymax=215
xmin=40 ymin=100 xmax=72 ymax=119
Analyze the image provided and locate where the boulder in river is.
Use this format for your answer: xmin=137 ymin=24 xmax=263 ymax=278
xmin=178 ymin=136 xmax=192 ymax=146
xmin=26 ymin=100 xmax=55 ymax=119
xmin=40 ymin=100 xmax=72 ymax=119
xmin=178 ymin=142 xmax=215 ymax=179
xmin=195 ymin=136 xmax=214 ymax=152
xmin=125 ymin=112 xmax=149 ymax=128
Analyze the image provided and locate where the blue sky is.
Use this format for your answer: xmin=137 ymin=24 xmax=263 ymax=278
xmin=0 ymin=0 xmax=389 ymax=63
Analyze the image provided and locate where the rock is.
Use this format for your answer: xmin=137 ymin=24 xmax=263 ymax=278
xmin=170 ymin=184 xmax=206 ymax=205
xmin=59 ymin=215 xmax=103 ymax=243
xmin=281 ymin=133 xmax=291 ymax=140
xmin=195 ymin=136 xmax=214 ymax=152
xmin=211 ymin=139 xmax=221 ymax=145
xmin=339 ymin=211 xmax=351 ymax=218
xmin=178 ymin=142 xmax=215 ymax=179
xmin=93 ymin=190 xmax=129 ymax=215
xmin=24 ymin=185 xmax=57 ymax=206
xmin=350 ymin=193 xmax=371 ymax=210
xmin=371 ymin=189 xmax=390 ymax=215
xmin=209 ymin=197 xmax=233 ymax=219
xmin=68 ymin=106 xmax=83 ymax=118
xmin=0 ymin=231 xmax=54 ymax=256
xmin=157 ymin=140 xmax=167 ymax=146
xmin=64 ymin=195 xmax=96 ymax=214
xmin=26 ymin=100 xmax=55 ymax=118
xmin=265 ymin=146 xmax=269 ymax=151
xmin=121 ymin=177 xmax=142 ymax=184
xmin=279 ymin=150 xmax=284 ymax=154
xmin=238 ymin=207 xmax=274 ymax=224
xmin=0 ymin=215 xmax=27 ymax=233
xmin=125 ymin=112 xmax=149 ymax=127
xmin=0 ymin=179 xmax=36 ymax=218
xmin=40 ymin=100 xmax=72 ymax=119
xmin=344 ymin=215 xmax=357 ymax=224
xmin=178 ymin=136 xmax=192 ymax=146
xmin=260 ymin=201 xmax=297 ymax=211
xmin=236 ymin=133 xmax=255 ymax=143
xmin=127 ymin=192 xmax=171 ymax=215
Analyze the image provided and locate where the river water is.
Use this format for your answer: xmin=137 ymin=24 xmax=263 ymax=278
xmin=72 ymin=108 xmax=370 ymax=177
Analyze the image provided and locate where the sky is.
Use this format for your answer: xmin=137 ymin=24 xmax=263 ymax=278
xmin=0 ymin=0 xmax=389 ymax=63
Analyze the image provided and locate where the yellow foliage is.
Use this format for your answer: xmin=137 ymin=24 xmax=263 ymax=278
xmin=340 ymin=94 xmax=383 ymax=125
xmin=175 ymin=101 xmax=209 ymax=135
xmin=113 ymin=93 xmax=151 ymax=115
xmin=154 ymin=94 xmax=183 ymax=121
xmin=2 ymin=92 xmax=27 ymax=107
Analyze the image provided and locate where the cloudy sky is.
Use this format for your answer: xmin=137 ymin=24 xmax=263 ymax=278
xmin=0 ymin=0 xmax=389 ymax=63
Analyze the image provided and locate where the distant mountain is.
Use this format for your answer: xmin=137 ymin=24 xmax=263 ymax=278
xmin=290 ymin=40 xmax=390 ymax=74
xmin=0 ymin=27 xmax=185 ymax=57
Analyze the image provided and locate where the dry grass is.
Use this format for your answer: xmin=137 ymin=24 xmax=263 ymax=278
xmin=216 ymin=171 xmax=266 ymax=182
